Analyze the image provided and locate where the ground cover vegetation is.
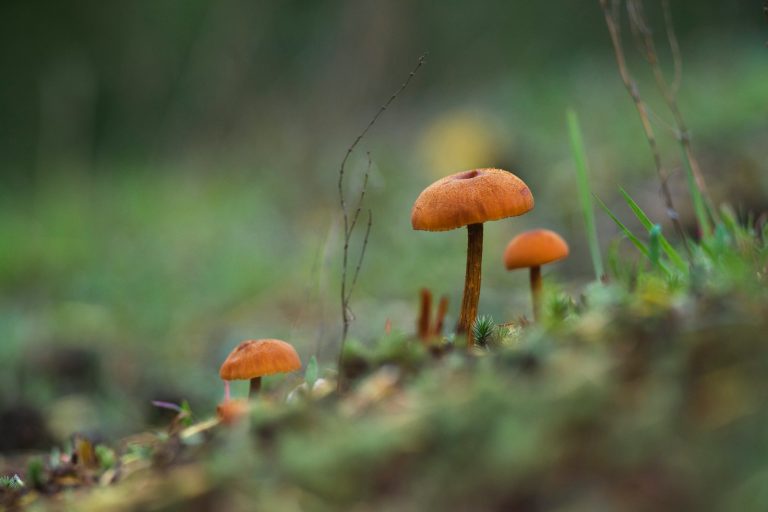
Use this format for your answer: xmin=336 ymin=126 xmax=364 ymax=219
xmin=1 ymin=1 xmax=767 ymax=511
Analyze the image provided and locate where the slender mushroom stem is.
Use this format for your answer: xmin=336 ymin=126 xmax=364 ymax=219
xmin=530 ymin=265 xmax=542 ymax=321
xmin=224 ymin=380 xmax=231 ymax=401
xmin=434 ymin=295 xmax=449 ymax=337
xmin=457 ymin=223 xmax=483 ymax=348
xmin=418 ymin=288 xmax=432 ymax=343
xmin=249 ymin=377 xmax=262 ymax=398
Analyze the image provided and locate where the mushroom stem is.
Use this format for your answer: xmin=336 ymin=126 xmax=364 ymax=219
xmin=457 ymin=223 xmax=483 ymax=348
xmin=530 ymin=265 xmax=542 ymax=321
xmin=434 ymin=295 xmax=449 ymax=337
xmin=418 ymin=288 xmax=432 ymax=343
xmin=248 ymin=377 xmax=262 ymax=398
xmin=224 ymin=380 xmax=231 ymax=401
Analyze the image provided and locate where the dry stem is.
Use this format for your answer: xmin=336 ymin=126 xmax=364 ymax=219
xmin=337 ymin=54 xmax=426 ymax=388
xmin=628 ymin=0 xmax=715 ymax=222
xmin=598 ymin=0 xmax=692 ymax=256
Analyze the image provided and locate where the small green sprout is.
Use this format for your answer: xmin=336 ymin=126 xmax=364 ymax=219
xmin=26 ymin=457 xmax=45 ymax=489
xmin=305 ymin=355 xmax=319 ymax=388
xmin=649 ymin=224 xmax=662 ymax=269
xmin=0 ymin=474 xmax=24 ymax=489
xmin=95 ymin=445 xmax=117 ymax=471
xmin=473 ymin=315 xmax=497 ymax=349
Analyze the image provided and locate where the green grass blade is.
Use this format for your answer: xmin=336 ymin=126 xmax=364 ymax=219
xmin=595 ymin=195 xmax=671 ymax=276
xmin=595 ymin=195 xmax=649 ymax=257
xmin=567 ymin=109 xmax=604 ymax=280
xmin=649 ymin=224 xmax=661 ymax=268
xmin=618 ymin=187 xmax=687 ymax=271
xmin=680 ymin=146 xmax=712 ymax=239
xmin=305 ymin=355 xmax=319 ymax=388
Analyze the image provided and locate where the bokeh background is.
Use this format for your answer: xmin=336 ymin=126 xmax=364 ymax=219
xmin=1 ymin=1 xmax=765 ymax=447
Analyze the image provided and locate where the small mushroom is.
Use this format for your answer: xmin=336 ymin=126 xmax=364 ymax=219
xmin=219 ymin=339 xmax=302 ymax=398
xmin=503 ymin=229 xmax=569 ymax=321
xmin=216 ymin=399 xmax=250 ymax=425
xmin=412 ymin=168 xmax=534 ymax=347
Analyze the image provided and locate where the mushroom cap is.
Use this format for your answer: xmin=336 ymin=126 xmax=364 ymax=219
xmin=411 ymin=168 xmax=534 ymax=231
xmin=504 ymin=229 xmax=570 ymax=269
xmin=219 ymin=339 xmax=301 ymax=380
xmin=216 ymin=399 xmax=250 ymax=425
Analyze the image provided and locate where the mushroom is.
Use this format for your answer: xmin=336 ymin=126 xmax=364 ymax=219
xmin=219 ymin=339 xmax=301 ymax=398
xmin=412 ymin=168 xmax=534 ymax=347
xmin=503 ymin=229 xmax=569 ymax=321
xmin=216 ymin=399 xmax=250 ymax=425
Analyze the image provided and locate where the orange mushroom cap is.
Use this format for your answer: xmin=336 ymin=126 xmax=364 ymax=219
xmin=219 ymin=339 xmax=301 ymax=380
xmin=504 ymin=229 xmax=570 ymax=269
xmin=216 ymin=399 xmax=250 ymax=425
xmin=411 ymin=168 xmax=534 ymax=231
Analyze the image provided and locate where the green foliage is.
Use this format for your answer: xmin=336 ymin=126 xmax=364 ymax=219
xmin=26 ymin=457 xmax=45 ymax=490
xmin=0 ymin=12 xmax=765 ymax=510
xmin=472 ymin=315 xmax=497 ymax=349
xmin=648 ymin=224 xmax=662 ymax=268
xmin=305 ymin=355 xmax=319 ymax=388
xmin=0 ymin=475 xmax=23 ymax=489
xmin=597 ymin=196 xmax=653 ymax=264
xmin=619 ymin=187 xmax=687 ymax=271
xmin=681 ymin=146 xmax=713 ymax=238
xmin=95 ymin=445 xmax=117 ymax=471
xmin=596 ymin=194 xmax=681 ymax=278
xmin=567 ymin=109 xmax=604 ymax=280
xmin=546 ymin=293 xmax=578 ymax=323
xmin=180 ymin=400 xmax=194 ymax=428
xmin=6 ymin=211 xmax=768 ymax=511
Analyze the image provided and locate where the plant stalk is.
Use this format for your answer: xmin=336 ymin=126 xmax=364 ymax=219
xmin=530 ymin=265 xmax=542 ymax=322
xmin=418 ymin=288 xmax=432 ymax=342
xmin=457 ymin=223 xmax=483 ymax=348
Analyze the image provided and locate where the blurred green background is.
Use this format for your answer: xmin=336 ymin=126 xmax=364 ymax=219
xmin=0 ymin=1 xmax=766 ymax=444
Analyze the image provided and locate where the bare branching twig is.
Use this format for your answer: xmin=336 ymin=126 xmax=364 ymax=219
xmin=598 ymin=0 xmax=692 ymax=257
xmin=627 ymin=0 xmax=715 ymax=231
xmin=337 ymin=54 xmax=426 ymax=387
xmin=661 ymin=0 xmax=682 ymax=95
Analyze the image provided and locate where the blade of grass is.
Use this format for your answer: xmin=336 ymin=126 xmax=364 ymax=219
xmin=596 ymin=195 xmax=649 ymax=257
xmin=618 ymin=187 xmax=687 ymax=272
xmin=681 ymin=146 xmax=712 ymax=239
xmin=595 ymin=194 xmax=671 ymax=276
xmin=649 ymin=224 xmax=662 ymax=268
xmin=567 ymin=109 xmax=604 ymax=281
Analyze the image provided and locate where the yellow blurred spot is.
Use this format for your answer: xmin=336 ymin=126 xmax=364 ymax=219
xmin=419 ymin=110 xmax=504 ymax=178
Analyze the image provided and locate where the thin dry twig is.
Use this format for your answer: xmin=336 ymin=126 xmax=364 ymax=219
xmin=337 ymin=54 xmax=426 ymax=387
xmin=347 ymin=209 xmax=372 ymax=302
xmin=661 ymin=0 xmax=682 ymax=95
xmin=598 ymin=0 xmax=692 ymax=257
xmin=627 ymin=0 xmax=714 ymax=218
xmin=341 ymin=153 xmax=373 ymax=315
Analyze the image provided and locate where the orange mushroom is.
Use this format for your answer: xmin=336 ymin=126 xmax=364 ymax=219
xmin=412 ymin=168 xmax=533 ymax=348
xmin=503 ymin=229 xmax=569 ymax=321
xmin=216 ymin=399 xmax=250 ymax=425
xmin=219 ymin=339 xmax=302 ymax=398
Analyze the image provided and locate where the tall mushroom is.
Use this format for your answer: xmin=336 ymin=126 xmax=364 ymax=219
xmin=503 ymin=229 xmax=569 ymax=321
xmin=219 ymin=339 xmax=301 ymax=398
xmin=412 ymin=168 xmax=534 ymax=348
